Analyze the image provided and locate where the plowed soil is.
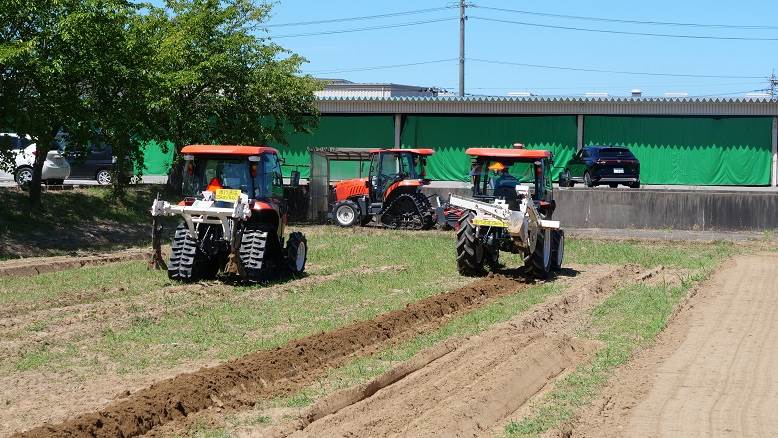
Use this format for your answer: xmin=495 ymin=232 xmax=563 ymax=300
xmin=569 ymin=253 xmax=778 ymax=437
xmin=235 ymin=265 xmax=638 ymax=438
xmin=16 ymin=270 xmax=533 ymax=437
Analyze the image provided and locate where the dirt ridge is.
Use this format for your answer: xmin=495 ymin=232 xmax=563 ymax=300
xmin=15 ymin=272 xmax=530 ymax=438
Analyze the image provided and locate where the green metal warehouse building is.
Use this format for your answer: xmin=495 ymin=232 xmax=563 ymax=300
xmin=144 ymin=96 xmax=778 ymax=187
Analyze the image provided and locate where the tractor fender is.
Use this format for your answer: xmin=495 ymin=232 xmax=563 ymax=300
xmin=384 ymin=180 xmax=423 ymax=202
xmin=251 ymin=200 xmax=282 ymax=235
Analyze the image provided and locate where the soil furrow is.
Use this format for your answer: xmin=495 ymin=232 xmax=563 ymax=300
xmin=234 ymin=264 xmax=639 ymax=438
xmin=15 ymin=271 xmax=532 ymax=438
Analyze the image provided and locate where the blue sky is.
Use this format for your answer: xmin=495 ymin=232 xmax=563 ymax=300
xmin=153 ymin=0 xmax=778 ymax=97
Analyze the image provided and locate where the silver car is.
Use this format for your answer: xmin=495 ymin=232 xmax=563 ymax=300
xmin=1 ymin=133 xmax=71 ymax=188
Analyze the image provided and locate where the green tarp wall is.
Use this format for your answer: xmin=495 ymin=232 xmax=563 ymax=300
xmin=140 ymin=140 xmax=175 ymax=175
xmin=584 ymin=116 xmax=773 ymax=185
xmin=400 ymin=115 xmax=577 ymax=181
xmin=271 ymin=115 xmax=394 ymax=180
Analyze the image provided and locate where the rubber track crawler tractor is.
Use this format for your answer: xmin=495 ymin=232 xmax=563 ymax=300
xmin=450 ymin=146 xmax=565 ymax=279
xmin=330 ymin=148 xmax=436 ymax=230
xmin=150 ymin=145 xmax=307 ymax=283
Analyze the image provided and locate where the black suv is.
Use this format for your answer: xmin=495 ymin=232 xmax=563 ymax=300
xmin=560 ymin=146 xmax=640 ymax=188
xmin=63 ymin=143 xmax=116 ymax=185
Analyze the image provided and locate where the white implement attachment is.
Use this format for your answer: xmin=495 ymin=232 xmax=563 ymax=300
xmin=448 ymin=184 xmax=559 ymax=253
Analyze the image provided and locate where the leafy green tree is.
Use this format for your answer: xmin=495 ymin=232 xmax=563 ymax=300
xmin=0 ymin=0 xmax=98 ymax=207
xmin=149 ymin=0 xmax=321 ymax=188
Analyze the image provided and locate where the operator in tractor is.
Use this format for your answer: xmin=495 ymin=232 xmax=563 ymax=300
xmin=489 ymin=161 xmax=519 ymax=199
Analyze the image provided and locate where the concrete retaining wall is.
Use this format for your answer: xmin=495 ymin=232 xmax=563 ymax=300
xmin=424 ymin=187 xmax=778 ymax=231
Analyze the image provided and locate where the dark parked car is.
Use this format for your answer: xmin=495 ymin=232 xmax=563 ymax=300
xmin=63 ymin=143 xmax=116 ymax=185
xmin=559 ymin=146 xmax=640 ymax=188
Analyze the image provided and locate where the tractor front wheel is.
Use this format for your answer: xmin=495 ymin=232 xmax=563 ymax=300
xmin=333 ymin=200 xmax=361 ymax=227
xmin=285 ymin=232 xmax=308 ymax=275
xmin=526 ymin=228 xmax=552 ymax=279
xmin=456 ymin=212 xmax=486 ymax=276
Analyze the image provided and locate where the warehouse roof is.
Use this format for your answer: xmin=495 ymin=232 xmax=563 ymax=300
xmin=316 ymin=95 xmax=778 ymax=116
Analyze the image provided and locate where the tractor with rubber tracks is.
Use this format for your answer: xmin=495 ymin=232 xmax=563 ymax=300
xmin=330 ymin=148 xmax=436 ymax=230
xmin=451 ymin=146 xmax=565 ymax=279
xmin=149 ymin=145 xmax=306 ymax=283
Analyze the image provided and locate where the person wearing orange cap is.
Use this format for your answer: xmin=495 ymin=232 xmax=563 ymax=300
xmin=489 ymin=161 xmax=519 ymax=198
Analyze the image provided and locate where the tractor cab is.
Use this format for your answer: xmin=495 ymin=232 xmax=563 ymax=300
xmin=366 ymin=148 xmax=433 ymax=203
xmin=466 ymin=147 xmax=555 ymax=216
xmin=181 ymin=145 xmax=284 ymax=207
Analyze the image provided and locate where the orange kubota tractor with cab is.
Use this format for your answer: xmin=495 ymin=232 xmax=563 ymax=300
xmin=329 ymin=148 xmax=436 ymax=230
xmin=449 ymin=145 xmax=564 ymax=279
xmin=150 ymin=145 xmax=306 ymax=283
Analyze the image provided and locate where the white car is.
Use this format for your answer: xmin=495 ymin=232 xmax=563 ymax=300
xmin=1 ymin=133 xmax=71 ymax=187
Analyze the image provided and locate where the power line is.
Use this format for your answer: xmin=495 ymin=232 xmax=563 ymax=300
xmin=271 ymin=17 xmax=456 ymax=38
xmin=473 ymin=5 xmax=778 ymax=30
xmin=469 ymin=16 xmax=778 ymax=41
xmin=446 ymin=82 xmax=767 ymax=91
xmin=468 ymin=58 xmax=766 ymax=79
xmin=305 ymin=59 xmax=458 ymax=75
xmin=264 ymin=6 xmax=455 ymax=28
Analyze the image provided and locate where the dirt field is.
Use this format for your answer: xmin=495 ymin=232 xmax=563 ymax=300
xmin=0 ymin=228 xmax=766 ymax=438
xmin=570 ymin=252 xmax=778 ymax=437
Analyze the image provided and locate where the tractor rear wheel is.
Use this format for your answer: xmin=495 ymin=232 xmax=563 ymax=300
xmin=240 ymin=227 xmax=274 ymax=283
xmin=551 ymin=229 xmax=565 ymax=271
xmin=333 ymin=200 xmax=361 ymax=227
xmin=526 ymin=228 xmax=552 ymax=279
xmin=168 ymin=223 xmax=207 ymax=282
xmin=456 ymin=212 xmax=486 ymax=276
xmin=285 ymin=232 xmax=308 ymax=275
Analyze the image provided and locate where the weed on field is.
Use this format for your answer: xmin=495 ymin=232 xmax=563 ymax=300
xmin=503 ymin=247 xmax=736 ymax=437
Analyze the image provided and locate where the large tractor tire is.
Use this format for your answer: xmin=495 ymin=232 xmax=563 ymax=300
xmin=525 ymin=228 xmax=552 ymax=279
xmin=168 ymin=223 xmax=208 ymax=282
xmin=285 ymin=232 xmax=308 ymax=276
xmin=551 ymin=229 xmax=565 ymax=271
xmin=382 ymin=192 xmax=434 ymax=230
xmin=456 ymin=212 xmax=486 ymax=276
xmin=239 ymin=227 xmax=274 ymax=283
xmin=333 ymin=200 xmax=361 ymax=227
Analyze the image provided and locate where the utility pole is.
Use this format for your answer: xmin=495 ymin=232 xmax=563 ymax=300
xmin=459 ymin=0 xmax=466 ymax=97
xmin=770 ymin=73 xmax=778 ymax=100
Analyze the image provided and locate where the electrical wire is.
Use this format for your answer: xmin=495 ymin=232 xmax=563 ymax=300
xmin=469 ymin=16 xmax=778 ymax=41
xmin=473 ymin=5 xmax=778 ymax=30
xmin=305 ymin=58 xmax=458 ymax=75
xmin=271 ymin=17 xmax=457 ymax=38
xmin=264 ymin=6 xmax=455 ymax=28
xmin=468 ymin=58 xmax=766 ymax=79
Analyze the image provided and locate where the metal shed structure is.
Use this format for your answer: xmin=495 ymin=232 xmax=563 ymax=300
xmin=307 ymin=147 xmax=374 ymax=221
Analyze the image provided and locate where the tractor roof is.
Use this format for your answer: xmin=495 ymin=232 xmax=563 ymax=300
xmin=181 ymin=144 xmax=279 ymax=156
xmin=465 ymin=147 xmax=551 ymax=160
xmin=369 ymin=148 xmax=435 ymax=156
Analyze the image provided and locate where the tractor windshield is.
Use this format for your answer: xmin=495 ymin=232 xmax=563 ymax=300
xmin=470 ymin=159 xmax=546 ymax=200
xmin=182 ymin=155 xmax=283 ymax=200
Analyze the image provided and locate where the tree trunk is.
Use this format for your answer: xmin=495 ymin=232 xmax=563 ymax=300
xmin=28 ymin=132 xmax=54 ymax=209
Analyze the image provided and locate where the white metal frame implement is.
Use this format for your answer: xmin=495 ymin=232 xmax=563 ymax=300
xmin=448 ymin=184 xmax=560 ymax=251
xmin=150 ymin=191 xmax=252 ymax=240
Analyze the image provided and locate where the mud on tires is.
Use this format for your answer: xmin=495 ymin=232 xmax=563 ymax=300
xmin=285 ymin=232 xmax=308 ymax=275
xmin=525 ymin=228 xmax=552 ymax=279
xmin=456 ymin=212 xmax=486 ymax=276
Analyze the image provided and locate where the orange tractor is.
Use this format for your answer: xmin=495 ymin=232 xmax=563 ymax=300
xmin=329 ymin=148 xmax=436 ymax=230
xmin=150 ymin=145 xmax=306 ymax=283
